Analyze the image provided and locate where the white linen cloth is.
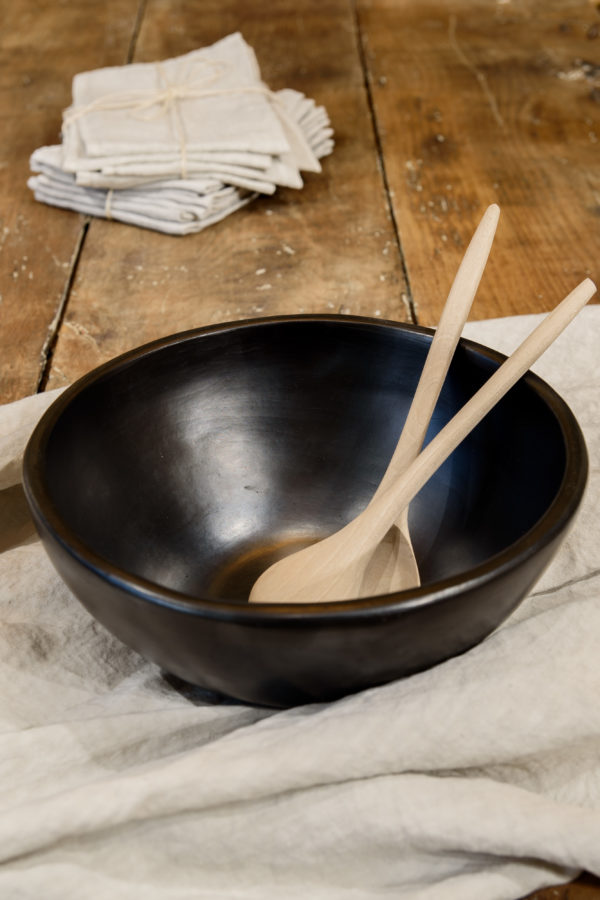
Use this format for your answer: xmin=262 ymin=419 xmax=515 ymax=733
xmin=28 ymin=146 xmax=255 ymax=236
xmin=1 ymin=308 xmax=599 ymax=899
xmin=28 ymin=34 xmax=334 ymax=234
xmin=62 ymin=33 xmax=314 ymax=170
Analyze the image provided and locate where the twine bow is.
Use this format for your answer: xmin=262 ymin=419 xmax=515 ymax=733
xmin=63 ymin=58 xmax=273 ymax=179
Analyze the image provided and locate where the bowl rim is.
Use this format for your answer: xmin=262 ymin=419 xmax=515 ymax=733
xmin=22 ymin=313 xmax=589 ymax=623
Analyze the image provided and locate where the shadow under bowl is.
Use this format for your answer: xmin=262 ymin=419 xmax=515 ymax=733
xmin=23 ymin=315 xmax=588 ymax=707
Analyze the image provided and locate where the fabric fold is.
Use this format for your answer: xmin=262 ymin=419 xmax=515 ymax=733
xmin=28 ymin=34 xmax=334 ymax=234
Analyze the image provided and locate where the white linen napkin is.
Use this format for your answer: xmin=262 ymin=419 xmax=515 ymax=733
xmin=28 ymin=34 xmax=334 ymax=233
xmin=64 ymin=34 xmax=290 ymax=156
xmin=61 ymin=33 xmax=322 ymax=185
xmin=1 ymin=308 xmax=599 ymax=899
xmin=28 ymin=89 xmax=333 ymax=235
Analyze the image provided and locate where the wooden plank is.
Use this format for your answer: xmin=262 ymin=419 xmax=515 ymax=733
xmin=527 ymin=872 xmax=600 ymax=900
xmin=356 ymin=0 xmax=600 ymax=325
xmin=44 ymin=0 xmax=410 ymax=389
xmin=0 ymin=0 xmax=143 ymax=403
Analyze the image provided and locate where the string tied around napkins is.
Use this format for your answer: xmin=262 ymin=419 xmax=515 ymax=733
xmin=29 ymin=32 xmax=334 ymax=235
xmin=62 ymin=57 xmax=278 ymax=179
xmin=104 ymin=188 xmax=114 ymax=220
xmin=63 ymin=58 xmax=231 ymax=123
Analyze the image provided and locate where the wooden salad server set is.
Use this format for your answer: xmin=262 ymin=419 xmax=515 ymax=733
xmin=249 ymin=206 xmax=596 ymax=605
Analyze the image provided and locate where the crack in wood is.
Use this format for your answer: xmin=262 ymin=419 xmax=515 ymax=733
xmin=36 ymin=221 xmax=90 ymax=392
xmin=126 ymin=0 xmax=149 ymax=64
xmin=37 ymin=0 xmax=150 ymax=394
xmin=350 ymin=0 xmax=417 ymax=325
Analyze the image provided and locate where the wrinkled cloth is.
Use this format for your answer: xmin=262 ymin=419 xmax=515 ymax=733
xmin=0 ymin=308 xmax=599 ymax=899
xmin=28 ymin=34 xmax=334 ymax=234
xmin=28 ymin=85 xmax=333 ymax=235
xmin=63 ymin=34 xmax=308 ymax=168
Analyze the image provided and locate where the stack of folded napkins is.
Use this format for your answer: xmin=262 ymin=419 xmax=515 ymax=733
xmin=28 ymin=32 xmax=334 ymax=235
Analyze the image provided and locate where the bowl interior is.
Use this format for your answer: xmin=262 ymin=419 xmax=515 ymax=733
xmin=38 ymin=319 xmax=567 ymax=602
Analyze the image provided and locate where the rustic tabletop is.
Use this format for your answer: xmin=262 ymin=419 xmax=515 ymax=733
xmin=2 ymin=1 xmax=599 ymax=895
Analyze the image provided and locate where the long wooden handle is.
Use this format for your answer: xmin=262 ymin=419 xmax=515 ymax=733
xmin=374 ymin=204 xmax=500 ymax=500
xmin=361 ymin=278 xmax=597 ymax=548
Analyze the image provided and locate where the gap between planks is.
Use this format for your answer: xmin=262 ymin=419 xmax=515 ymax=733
xmin=350 ymin=0 xmax=417 ymax=325
xmin=36 ymin=220 xmax=90 ymax=392
xmin=36 ymin=0 xmax=149 ymax=394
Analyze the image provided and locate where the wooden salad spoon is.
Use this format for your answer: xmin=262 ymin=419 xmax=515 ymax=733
xmin=359 ymin=203 xmax=500 ymax=596
xmin=249 ymin=278 xmax=596 ymax=605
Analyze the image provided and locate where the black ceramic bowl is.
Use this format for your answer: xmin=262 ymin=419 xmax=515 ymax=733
xmin=23 ymin=316 xmax=587 ymax=707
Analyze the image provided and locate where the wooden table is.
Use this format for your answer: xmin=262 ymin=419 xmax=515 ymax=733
xmin=2 ymin=1 xmax=598 ymax=895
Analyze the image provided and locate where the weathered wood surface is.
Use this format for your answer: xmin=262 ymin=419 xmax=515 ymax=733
xmin=2 ymin=0 xmax=598 ymax=398
xmin=357 ymin=0 xmax=600 ymax=325
xmin=0 ymin=0 xmax=143 ymax=402
xmin=529 ymin=874 xmax=600 ymax=900
xmin=43 ymin=0 xmax=408 ymax=390
xmin=1 ymin=1 xmax=599 ymax=895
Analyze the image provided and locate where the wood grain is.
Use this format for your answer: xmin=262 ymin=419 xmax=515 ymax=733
xmin=45 ymin=0 xmax=409 ymax=389
xmin=356 ymin=0 xmax=600 ymax=324
xmin=0 ymin=0 xmax=143 ymax=402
